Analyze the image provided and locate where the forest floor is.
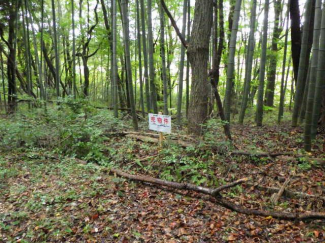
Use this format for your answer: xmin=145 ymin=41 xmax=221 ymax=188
xmin=0 ymin=106 xmax=325 ymax=242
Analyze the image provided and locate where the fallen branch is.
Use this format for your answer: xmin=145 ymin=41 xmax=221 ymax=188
xmin=270 ymin=177 xmax=291 ymax=204
xmin=104 ymin=131 xmax=197 ymax=143
xmin=230 ymin=150 xmax=295 ymax=158
xmin=108 ymin=168 xmax=325 ymax=221
xmin=125 ymin=134 xmax=195 ymax=148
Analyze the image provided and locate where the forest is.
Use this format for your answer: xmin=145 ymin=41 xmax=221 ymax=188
xmin=0 ymin=0 xmax=325 ymax=241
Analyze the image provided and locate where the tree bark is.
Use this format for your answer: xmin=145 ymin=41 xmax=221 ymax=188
xmin=256 ymin=0 xmax=269 ymax=126
xmin=159 ymin=1 xmax=168 ymax=115
xmin=292 ymin=0 xmax=315 ymax=127
xmin=187 ymin=0 xmax=213 ymax=134
xmin=224 ymin=0 xmax=242 ymax=122
xmin=304 ymin=0 xmax=322 ymax=151
xmin=289 ymin=0 xmax=301 ymax=83
xmin=265 ymin=0 xmax=282 ymax=107
xmin=147 ymin=0 xmax=158 ymax=113
xmin=121 ymin=0 xmax=139 ymax=130
xmin=176 ymin=0 xmax=187 ymax=124
xmin=312 ymin=1 xmax=325 ymax=132
xmin=238 ymin=0 xmax=256 ymax=124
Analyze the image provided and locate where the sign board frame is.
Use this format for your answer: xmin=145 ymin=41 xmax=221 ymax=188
xmin=148 ymin=113 xmax=171 ymax=134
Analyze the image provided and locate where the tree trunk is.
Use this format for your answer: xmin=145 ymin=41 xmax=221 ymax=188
xmin=187 ymin=0 xmax=213 ymax=134
xmin=304 ymin=0 xmax=322 ymax=151
xmin=139 ymin=0 xmax=150 ymax=112
xmin=51 ymin=0 xmax=60 ymax=97
xmin=112 ymin=0 xmax=118 ymax=117
xmin=292 ymin=0 xmax=315 ymax=127
xmin=224 ymin=0 xmax=242 ymax=122
xmin=278 ymin=8 xmax=290 ymax=123
xmin=238 ymin=0 xmax=256 ymax=124
xmin=312 ymin=1 xmax=325 ymax=134
xmin=265 ymin=0 xmax=282 ymax=107
xmin=289 ymin=0 xmax=301 ymax=83
xmin=176 ymin=0 xmax=187 ymax=124
xmin=121 ymin=0 xmax=139 ymax=130
xmin=185 ymin=0 xmax=190 ymax=118
xmin=136 ymin=0 xmax=145 ymax=117
xmin=256 ymin=0 xmax=269 ymax=126
xmin=159 ymin=1 xmax=168 ymax=115
xmin=72 ymin=0 xmax=76 ymax=97
xmin=147 ymin=0 xmax=158 ymax=113
xmin=0 ymin=53 xmax=7 ymax=111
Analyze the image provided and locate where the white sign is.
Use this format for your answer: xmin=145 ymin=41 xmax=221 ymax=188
xmin=148 ymin=113 xmax=171 ymax=133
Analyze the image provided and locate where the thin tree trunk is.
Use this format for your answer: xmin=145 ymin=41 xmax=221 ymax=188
xmin=136 ymin=0 xmax=145 ymax=117
xmin=256 ymin=0 xmax=269 ymax=126
xmin=147 ymin=0 xmax=158 ymax=113
xmin=0 ymin=54 xmax=7 ymax=111
xmin=51 ymin=0 xmax=60 ymax=97
xmin=22 ymin=5 xmax=32 ymax=97
xmin=185 ymin=0 xmax=190 ymax=118
xmin=278 ymin=8 xmax=290 ymax=123
xmin=176 ymin=0 xmax=187 ymax=124
xmin=289 ymin=0 xmax=301 ymax=83
xmin=121 ymin=0 xmax=138 ymax=130
xmin=238 ymin=0 xmax=256 ymax=124
xmin=28 ymin=2 xmax=45 ymax=99
xmin=139 ymin=0 xmax=150 ymax=112
xmin=112 ymin=0 xmax=118 ymax=117
xmin=72 ymin=0 xmax=76 ymax=97
xmin=265 ymin=0 xmax=282 ymax=107
xmin=159 ymin=1 xmax=168 ymax=115
xmin=224 ymin=0 xmax=242 ymax=122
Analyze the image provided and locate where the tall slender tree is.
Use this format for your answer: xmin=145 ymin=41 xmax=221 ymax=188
xmin=121 ymin=0 xmax=138 ymax=130
xmin=136 ymin=0 xmax=145 ymax=117
xmin=304 ymin=0 xmax=322 ymax=151
xmin=51 ymin=0 xmax=60 ymax=97
xmin=176 ymin=0 xmax=187 ymax=124
xmin=292 ymin=0 xmax=314 ymax=127
xmin=312 ymin=0 xmax=325 ymax=136
xmin=139 ymin=0 xmax=150 ymax=112
xmin=238 ymin=0 xmax=256 ymax=124
xmin=147 ymin=0 xmax=158 ymax=113
xmin=224 ymin=0 xmax=242 ymax=122
xmin=159 ymin=1 xmax=168 ymax=115
xmin=72 ymin=0 xmax=76 ymax=97
xmin=112 ymin=0 xmax=118 ymax=117
xmin=256 ymin=0 xmax=269 ymax=126
xmin=278 ymin=6 xmax=290 ymax=123
xmin=265 ymin=0 xmax=282 ymax=106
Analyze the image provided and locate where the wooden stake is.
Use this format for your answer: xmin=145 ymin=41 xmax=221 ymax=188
xmin=158 ymin=112 xmax=163 ymax=148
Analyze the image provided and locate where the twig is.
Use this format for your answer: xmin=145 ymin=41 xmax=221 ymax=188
xmin=270 ymin=177 xmax=291 ymax=204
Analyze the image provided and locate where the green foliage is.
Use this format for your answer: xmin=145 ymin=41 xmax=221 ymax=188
xmin=297 ymin=158 xmax=312 ymax=171
xmin=159 ymin=144 xmax=217 ymax=186
xmin=0 ymin=102 xmax=125 ymax=163
xmin=263 ymin=105 xmax=275 ymax=112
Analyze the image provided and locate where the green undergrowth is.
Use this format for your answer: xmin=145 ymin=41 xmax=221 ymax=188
xmin=0 ymin=102 xmax=320 ymax=190
xmin=0 ymin=99 xmax=128 ymax=163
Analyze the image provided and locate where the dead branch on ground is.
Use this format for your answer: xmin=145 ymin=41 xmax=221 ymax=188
xmin=108 ymin=168 xmax=325 ymax=221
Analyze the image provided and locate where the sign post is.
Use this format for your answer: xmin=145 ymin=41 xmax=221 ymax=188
xmin=148 ymin=113 xmax=171 ymax=148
